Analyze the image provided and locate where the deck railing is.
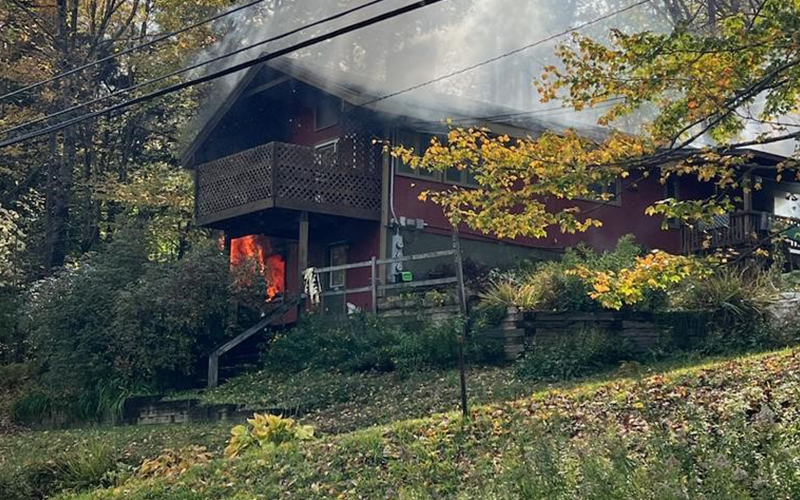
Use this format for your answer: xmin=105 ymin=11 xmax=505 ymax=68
xmin=195 ymin=141 xmax=381 ymax=225
xmin=679 ymin=211 xmax=800 ymax=254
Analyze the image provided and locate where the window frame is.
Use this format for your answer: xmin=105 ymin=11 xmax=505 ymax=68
xmin=393 ymin=130 xmax=479 ymax=187
xmin=328 ymin=243 xmax=348 ymax=289
xmin=314 ymin=97 xmax=341 ymax=131
xmin=577 ymin=177 xmax=623 ymax=206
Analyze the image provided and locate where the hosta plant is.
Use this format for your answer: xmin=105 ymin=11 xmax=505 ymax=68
xmin=225 ymin=413 xmax=314 ymax=458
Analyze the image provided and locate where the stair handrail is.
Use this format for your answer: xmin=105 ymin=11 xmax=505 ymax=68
xmin=207 ymin=298 xmax=299 ymax=388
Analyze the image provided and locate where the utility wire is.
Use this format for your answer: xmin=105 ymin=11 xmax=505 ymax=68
xmin=1 ymin=0 xmax=391 ymax=138
xmin=0 ymin=0 xmax=445 ymax=149
xmin=0 ymin=0 xmax=270 ymax=103
xmin=356 ymin=0 xmax=651 ymax=108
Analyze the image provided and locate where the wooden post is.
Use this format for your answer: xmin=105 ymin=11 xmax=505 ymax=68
xmin=743 ymin=172 xmax=753 ymax=212
xmin=298 ymin=211 xmax=309 ymax=309
xmin=370 ymin=256 xmax=378 ymax=314
xmin=208 ymin=353 xmax=219 ymax=388
xmin=451 ymin=226 xmax=469 ymax=418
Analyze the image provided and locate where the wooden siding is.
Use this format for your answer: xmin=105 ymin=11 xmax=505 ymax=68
xmin=195 ymin=141 xmax=381 ymax=226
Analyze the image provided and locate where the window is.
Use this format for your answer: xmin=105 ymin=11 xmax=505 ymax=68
xmin=584 ymin=178 xmax=622 ymax=205
xmin=315 ymin=139 xmax=338 ymax=156
xmin=664 ymin=178 xmax=681 ymax=228
xmin=395 ymin=130 xmax=478 ymax=186
xmin=314 ymin=97 xmax=341 ymax=130
xmin=329 ymin=244 xmax=348 ymax=288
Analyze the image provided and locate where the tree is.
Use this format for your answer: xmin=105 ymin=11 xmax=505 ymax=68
xmin=396 ymin=0 xmax=800 ymax=243
xmin=0 ymin=0 xmax=228 ymax=278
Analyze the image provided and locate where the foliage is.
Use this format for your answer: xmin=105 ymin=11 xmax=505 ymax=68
xmin=0 ymin=0 xmax=231 ymax=274
xmin=0 ymin=287 xmax=26 ymax=365
xmin=19 ymin=230 xmax=262 ymax=423
xmin=263 ymin=313 xmax=502 ymax=375
xmin=572 ymin=250 xmax=708 ymax=310
xmin=225 ymin=414 xmax=314 ymax=458
xmin=480 ymin=235 xmax=675 ymax=312
xmin=391 ymin=1 xmax=800 ymax=248
xmin=136 ymin=446 xmax=213 ymax=480
xmin=673 ymin=266 xmax=779 ymax=351
xmin=0 ymin=421 xmax=230 ymax=500
xmin=515 ymin=327 xmax=633 ymax=380
xmin=58 ymin=347 xmax=800 ymax=500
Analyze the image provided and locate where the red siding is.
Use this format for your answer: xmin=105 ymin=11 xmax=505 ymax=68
xmin=392 ymin=174 xmax=684 ymax=254
xmin=286 ymin=102 xmax=341 ymax=147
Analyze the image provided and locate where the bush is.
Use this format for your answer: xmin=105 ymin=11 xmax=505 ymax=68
xmin=225 ymin=413 xmax=314 ymax=458
xmin=481 ymin=235 xmax=668 ymax=312
xmin=673 ymin=266 xmax=779 ymax=351
xmin=0 ymin=287 xmax=26 ymax=365
xmin=262 ymin=313 xmax=502 ymax=374
xmin=18 ymin=228 xmax=263 ymax=423
xmin=515 ymin=328 xmax=633 ymax=380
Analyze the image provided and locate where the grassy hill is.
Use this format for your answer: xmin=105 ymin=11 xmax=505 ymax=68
xmin=57 ymin=347 xmax=800 ymax=500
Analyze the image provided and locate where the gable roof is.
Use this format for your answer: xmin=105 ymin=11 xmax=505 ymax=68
xmin=181 ymin=56 xmax=609 ymax=166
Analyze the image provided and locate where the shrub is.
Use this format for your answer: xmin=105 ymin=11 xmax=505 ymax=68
xmin=225 ymin=413 xmax=314 ymax=458
xmin=515 ymin=328 xmax=633 ymax=380
xmin=0 ymin=287 xmax=25 ymax=365
xmin=19 ymin=228 xmax=263 ymax=423
xmin=481 ymin=236 xmax=652 ymax=312
xmin=262 ymin=313 xmax=502 ymax=374
xmin=673 ymin=266 xmax=779 ymax=351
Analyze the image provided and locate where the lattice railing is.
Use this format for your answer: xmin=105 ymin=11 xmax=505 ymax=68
xmin=196 ymin=144 xmax=274 ymax=219
xmin=195 ymin=141 xmax=381 ymax=223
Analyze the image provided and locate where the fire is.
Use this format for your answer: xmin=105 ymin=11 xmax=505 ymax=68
xmin=230 ymin=235 xmax=285 ymax=300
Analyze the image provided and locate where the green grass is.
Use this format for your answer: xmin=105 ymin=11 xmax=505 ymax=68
xmin=172 ymin=367 xmax=534 ymax=434
xmin=53 ymin=347 xmax=800 ymax=499
xmin=0 ymin=422 xmax=231 ymax=500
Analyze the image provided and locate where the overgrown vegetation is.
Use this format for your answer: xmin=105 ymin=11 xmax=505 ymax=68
xmin=54 ymin=347 xmax=800 ymax=500
xmin=0 ymin=422 xmax=230 ymax=500
xmin=515 ymin=327 xmax=634 ymax=381
xmin=263 ymin=313 xmax=503 ymax=375
xmin=9 ymin=227 xmax=264 ymax=425
xmin=481 ymin=236 xmax=668 ymax=312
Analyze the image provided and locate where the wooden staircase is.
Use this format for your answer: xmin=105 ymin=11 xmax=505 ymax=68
xmin=207 ymin=298 xmax=298 ymax=388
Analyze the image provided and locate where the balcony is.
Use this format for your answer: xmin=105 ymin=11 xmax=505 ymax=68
xmin=195 ymin=141 xmax=382 ymax=226
xmin=681 ymin=211 xmax=800 ymax=254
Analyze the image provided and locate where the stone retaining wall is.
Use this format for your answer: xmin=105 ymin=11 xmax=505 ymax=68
xmin=499 ymin=308 xmax=707 ymax=361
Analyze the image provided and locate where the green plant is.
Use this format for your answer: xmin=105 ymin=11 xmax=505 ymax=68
xmin=673 ymin=266 xmax=778 ymax=351
xmin=225 ymin=413 xmax=314 ymax=458
xmin=479 ymin=236 xmax=663 ymax=313
xmin=515 ymin=328 xmax=633 ymax=380
xmin=20 ymin=229 xmax=264 ymax=423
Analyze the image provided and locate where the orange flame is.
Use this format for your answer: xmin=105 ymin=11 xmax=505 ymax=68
xmin=230 ymin=235 xmax=285 ymax=301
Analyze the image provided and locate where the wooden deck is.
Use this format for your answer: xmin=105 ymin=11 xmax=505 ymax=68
xmin=681 ymin=211 xmax=800 ymax=254
xmin=195 ymin=141 xmax=382 ymax=226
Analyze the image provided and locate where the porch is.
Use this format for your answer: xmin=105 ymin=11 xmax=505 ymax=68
xmin=194 ymin=141 xmax=382 ymax=227
xmin=681 ymin=211 xmax=800 ymax=254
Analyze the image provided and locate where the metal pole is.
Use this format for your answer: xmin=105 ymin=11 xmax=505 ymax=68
xmin=451 ymin=226 xmax=469 ymax=418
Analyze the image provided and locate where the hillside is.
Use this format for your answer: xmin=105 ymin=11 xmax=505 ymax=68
xmin=62 ymin=347 xmax=800 ymax=499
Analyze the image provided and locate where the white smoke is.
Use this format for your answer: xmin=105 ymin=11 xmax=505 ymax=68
xmin=188 ymin=0 xmax=665 ymax=137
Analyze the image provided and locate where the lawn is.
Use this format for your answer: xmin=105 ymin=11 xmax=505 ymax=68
xmin=48 ymin=346 xmax=800 ymax=499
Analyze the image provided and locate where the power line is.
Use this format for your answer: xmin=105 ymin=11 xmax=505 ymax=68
xmin=0 ymin=0 xmax=446 ymax=149
xmin=0 ymin=0 xmax=270 ymax=104
xmin=357 ymin=0 xmax=651 ymax=108
xmin=1 ymin=0 xmax=391 ymax=138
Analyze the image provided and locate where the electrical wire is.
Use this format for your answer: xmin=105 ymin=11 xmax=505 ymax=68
xmin=356 ymin=0 xmax=651 ymax=108
xmin=0 ymin=0 xmax=392 ymax=138
xmin=0 ymin=0 xmax=270 ymax=103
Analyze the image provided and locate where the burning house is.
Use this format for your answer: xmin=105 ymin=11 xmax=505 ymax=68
xmin=182 ymin=57 xmax=799 ymax=314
